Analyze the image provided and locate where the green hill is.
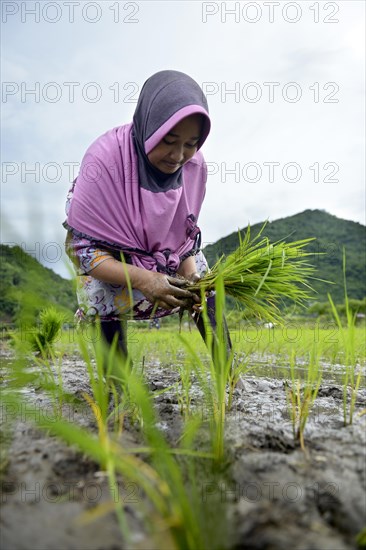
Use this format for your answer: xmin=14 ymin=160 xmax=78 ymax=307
xmin=203 ymin=209 xmax=365 ymax=304
xmin=1 ymin=210 xmax=364 ymax=326
xmin=0 ymin=244 xmax=77 ymax=326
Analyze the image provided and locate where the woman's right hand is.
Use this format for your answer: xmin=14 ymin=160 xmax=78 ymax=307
xmin=134 ymin=270 xmax=199 ymax=310
xmin=88 ymin=259 xmax=199 ymax=310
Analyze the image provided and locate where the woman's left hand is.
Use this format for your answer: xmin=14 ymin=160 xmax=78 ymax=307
xmin=176 ymin=257 xmax=202 ymax=310
xmin=187 ymin=272 xmax=200 ymax=284
xmin=183 ymin=272 xmax=202 ymax=312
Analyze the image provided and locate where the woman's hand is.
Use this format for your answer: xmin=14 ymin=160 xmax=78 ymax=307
xmin=176 ymin=257 xmax=203 ymax=310
xmin=187 ymin=272 xmax=201 ymax=283
xmin=134 ymin=270 xmax=200 ymax=310
xmin=185 ymin=272 xmax=203 ymax=312
xmin=88 ymin=257 xmax=202 ymax=311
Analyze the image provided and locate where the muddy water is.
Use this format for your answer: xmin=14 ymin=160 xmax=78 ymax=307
xmin=1 ymin=349 xmax=365 ymax=550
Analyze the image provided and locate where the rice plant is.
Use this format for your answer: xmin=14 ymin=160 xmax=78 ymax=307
xmin=328 ymin=249 xmax=364 ymax=426
xmin=188 ymin=224 xmax=325 ymax=324
xmin=35 ymin=349 xmax=67 ymax=415
xmin=124 ymin=362 xmax=228 ymax=549
xmin=176 ymin=360 xmax=193 ymax=420
xmin=4 ymin=317 xmax=230 ymax=549
xmin=181 ymin=273 xmax=235 ymax=464
xmin=227 ymin=351 xmax=251 ymax=411
xmin=9 ymin=307 xmax=70 ymax=416
xmin=356 ymin=526 xmax=366 ymax=548
xmin=285 ymin=346 xmax=322 ymax=452
xmin=27 ymin=306 xmax=65 ymax=357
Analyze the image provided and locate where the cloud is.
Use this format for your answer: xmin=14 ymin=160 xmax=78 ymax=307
xmin=1 ymin=1 xmax=365 ymax=280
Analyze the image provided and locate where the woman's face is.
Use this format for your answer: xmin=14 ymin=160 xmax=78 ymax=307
xmin=147 ymin=114 xmax=203 ymax=174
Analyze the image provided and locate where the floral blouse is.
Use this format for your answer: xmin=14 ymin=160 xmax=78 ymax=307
xmin=64 ymin=181 xmax=208 ymax=322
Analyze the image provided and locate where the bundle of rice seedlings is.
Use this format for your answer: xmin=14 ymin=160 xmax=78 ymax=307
xmin=189 ymin=224 xmax=324 ymax=324
xmin=28 ymin=306 xmax=65 ymax=356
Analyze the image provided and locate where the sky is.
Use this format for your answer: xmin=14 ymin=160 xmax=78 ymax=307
xmin=1 ymin=0 xmax=365 ymax=279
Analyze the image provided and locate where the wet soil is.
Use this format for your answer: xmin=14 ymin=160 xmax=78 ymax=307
xmin=1 ymin=347 xmax=365 ymax=550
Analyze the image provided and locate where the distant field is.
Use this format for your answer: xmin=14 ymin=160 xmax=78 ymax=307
xmin=57 ymin=323 xmax=366 ymax=374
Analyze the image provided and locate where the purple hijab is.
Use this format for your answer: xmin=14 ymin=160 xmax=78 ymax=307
xmin=65 ymin=70 xmax=211 ymax=273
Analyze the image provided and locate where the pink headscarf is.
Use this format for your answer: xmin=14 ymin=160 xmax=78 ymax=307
xmin=65 ymin=70 xmax=211 ymax=274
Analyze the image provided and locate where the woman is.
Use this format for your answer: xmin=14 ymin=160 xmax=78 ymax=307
xmin=63 ymin=70 xmax=231 ymax=360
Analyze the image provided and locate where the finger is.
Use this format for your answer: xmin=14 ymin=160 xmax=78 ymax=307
xmin=177 ymin=301 xmax=195 ymax=310
xmin=189 ymin=273 xmax=201 ymax=283
xmin=177 ymin=287 xmax=201 ymax=303
xmin=156 ymin=296 xmax=191 ymax=310
xmin=168 ymin=285 xmax=196 ymax=300
xmin=166 ymin=276 xmax=190 ymax=288
xmin=156 ymin=300 xmax=175 ymax=310
xmin=164 ymin=295 xmax=193 ymax=309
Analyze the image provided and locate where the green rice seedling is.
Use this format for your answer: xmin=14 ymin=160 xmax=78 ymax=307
xmin=34 ymin=348 xmax=66 ymax=415
xmin=9 ymin=312 xmax=69 ymax=416
xmin=4 ymin=326 xmax=229 ymax=549
xmin=229 ymin=318 xmax=362 ymax=372
xmin=328 ymin=249 xmax=364 ymax=426
xmin=77 ymin=325 xmax=110 ymax=425
xmin=286 ymin=346 xmax=322 ymax=452
xmin=61 ymin=317 xmax=364 ymax=391
xmin=108 ymin=382 xmax=131 ymax=436
xmin=82 ymin=389 xmax=131 ymax=539
xmin=76 ymin=320 xmax=136 ymax=434
xmin=73 ymin=327 xmax=229 ymax=548
xmin=27 ymin=306 xmax=65 ymax=358
xmin=227 ymin=351 xmax=251 ymax=411
xmin=9 ymin=306 xmax=63 ymax=356
xmin=356 ymin=526 xmax=366 ymax=549
xmin=180 ymin=272 xmax=235 ymax=464
xmin=123 ymin=366 xmax=229 ymax=549
xmin=176 ymin=360 xmax=193 ymax=420
xmin=175 ymin=381 xmax=186 ymax=419
xmin=189 ymin=224 xmax=326 ymax=324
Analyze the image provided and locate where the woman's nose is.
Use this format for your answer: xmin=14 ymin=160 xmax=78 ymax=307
xmin=169 ymin=144 xmax=184 ymax=162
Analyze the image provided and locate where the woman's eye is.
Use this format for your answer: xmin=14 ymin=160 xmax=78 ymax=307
xmin=162 ymin=138 xmax=198 ymax=148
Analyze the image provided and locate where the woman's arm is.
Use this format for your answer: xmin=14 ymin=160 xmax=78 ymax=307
xmin=177 ymin=255 xmax=200 ymax=282
xmin=90 ymin=258 xmax=198 ymax=310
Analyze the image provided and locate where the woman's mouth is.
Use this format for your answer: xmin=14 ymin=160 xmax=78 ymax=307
xmin=163 ymin=161 xmax=180 ymax=169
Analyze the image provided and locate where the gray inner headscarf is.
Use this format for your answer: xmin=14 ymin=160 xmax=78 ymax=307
xmin=132 ymin=70 xmax=210 ymax=192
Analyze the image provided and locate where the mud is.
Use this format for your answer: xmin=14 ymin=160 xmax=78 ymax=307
xmin=1 ymin=348 xmax=365 ymax=550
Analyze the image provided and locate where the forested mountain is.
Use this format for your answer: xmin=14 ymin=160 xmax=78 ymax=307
xmin=0 ymin=244 xmax=77 ymax=326
xmin=1 ymin=210 xmax=364 ymax=326
xmin=203 ymin=209 xmax=365 ymax=304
